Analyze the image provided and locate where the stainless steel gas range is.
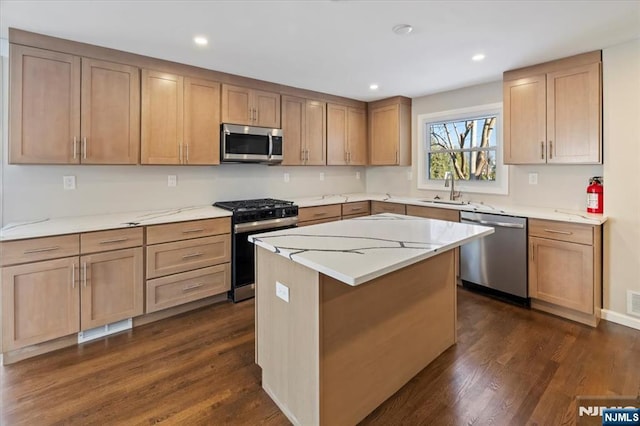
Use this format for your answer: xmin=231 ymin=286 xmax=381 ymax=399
xmin=213 ymin=198 xmax=298 ymax=302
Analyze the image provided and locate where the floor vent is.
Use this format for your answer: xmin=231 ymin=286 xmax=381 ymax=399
xmin=628 ymin=290 xmax=640 ymax=317
xmin=78 ymin=318 xmax=132 ymax=344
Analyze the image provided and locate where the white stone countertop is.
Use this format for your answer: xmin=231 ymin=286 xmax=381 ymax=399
xmin=249 ymin=213 xmax=494 ymax=286
xmin=0 ymin=206 xmax=232 ymax=241
xmin=290 ymin=193 xmax=608 ymax=225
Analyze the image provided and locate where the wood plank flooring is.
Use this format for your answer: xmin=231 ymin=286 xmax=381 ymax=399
xmin=2 ymin=288 xmax=639 ymax=425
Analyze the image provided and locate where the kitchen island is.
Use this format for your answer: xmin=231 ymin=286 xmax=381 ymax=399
xmin=249 ymin=213 xmax=493 ymax=426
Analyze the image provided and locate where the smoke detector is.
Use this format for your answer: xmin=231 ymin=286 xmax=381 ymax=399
xmin=392 ymin=24 xmax=413 ymax=36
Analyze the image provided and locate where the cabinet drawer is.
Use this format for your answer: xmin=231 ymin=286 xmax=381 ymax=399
xmin=371 ymin=201 xmax=406 ymax=215
xmin=298 ymin=204 xmax=342 ymax=222
xmin=146 ymin=217 xmax=231 ymax=245
xmin=81 ymin=228 xmax=143 ymax=254
xmin=146 ymin=264 xmax=230 ymax=313
xmin=146 ymin=235 xmax=230 ymax=279
xmin=406 ymin=205 xmax=460 ymax=222
xmin=342 ymin=213 xmax=370 ymax=220
xmin=1 ymin=235 xmax=79 ymax=266
xmin=529 ymin=219 xmax=594 ymax=245
xmin=298 ymin=217 xmax=339 ymax=227
xmin=342 ymin=201 xmax=370 ymax=216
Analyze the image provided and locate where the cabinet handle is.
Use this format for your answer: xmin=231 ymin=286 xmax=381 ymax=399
xmin=182 ymin=252 xmax=204 ymax=260
xmin=73 ymin=137 xmax=78 ymax=159
xmin=395 ymin=150 xmax=399 ymax=164
xmin=83 ymin=262 xmax=88 ymax=288
xmin=305 ymin=149 xmax=309 ymax=162
xmin=182 ymin=228 xmax=204 ymax=234
xmin=548 ymin=140 xmax=553 ymax=159
xmin=543 ymin=228 xmax=572 ymax=235
xmin=255 ymin=109 xmax=259 ymax=124
xmin=301 ymin=149 xmax=305 ymax=161
xmin=530 ymin=242 xmax=534 ymax=262
xmin=179 ymin=144 xmax=183 ymax=164
xmin=541 ymin=141 xmax=544 ymax=160
xmin=349 ymin=207 xmax=363 ymax=212
xmin=71 ymin=263 xmax=76 ymax=289
xmin=344 ymin=151 xmax=348 ymax=162
xmin=313 ymin=212 xmax=328 ymax=217
xmin=83 ymin=137 xmax=87 ymax=159
xmin=183 ymin=282 xmax=204 ymax=292
xmin=348 ymin=152 xmax=352 ymax=163
xmin=24 ymin=246 xmax=60 ymax=254
xmin=99 ymin=237 xmax=129 ymax=245
xmin=185 ymin=144 xmax=189 ymax=163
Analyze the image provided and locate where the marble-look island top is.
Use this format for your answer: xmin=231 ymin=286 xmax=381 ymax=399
xmin=249 ymin=213 xmax=494 ymax=286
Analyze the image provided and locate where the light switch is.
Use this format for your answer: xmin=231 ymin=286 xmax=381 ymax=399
xmin=276 ymin=281 xmax=290 ymax=303
xmin=528 ymin=173 xmax=538 ymax=185
xmin=63 ymin=175 xmax=76 ymax=190
xmin=319 ymin=172 xmax=325 ymax=181
xmin=356 ymin=172 xmax=361 ymax=180
xmin=284 ymin=173 xmax=290 ymax=183
xmin=168 ymin=175 xmax=177 ymax=187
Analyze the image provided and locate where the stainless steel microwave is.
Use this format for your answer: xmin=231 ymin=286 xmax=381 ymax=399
xmin=220 ymin=124 xmax=283 ymax=164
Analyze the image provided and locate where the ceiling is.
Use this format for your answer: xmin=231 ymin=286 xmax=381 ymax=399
xmin=1 ymin=0 xmax=639 ymax=101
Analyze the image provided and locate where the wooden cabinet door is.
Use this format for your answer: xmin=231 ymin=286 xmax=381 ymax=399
xmin=253 ymin=89 xmax=281 ymax=128
xmin=9 ymin=45 xmax=80 ymax=164
xmin=81 ymin=59 xmax=140 ymax=164
xmin=184 ymin=78 xmax=220 ymax=165
xmin=327 ymin=103 xmax=348 ymax=165
xmin=369 ymin=104 xmax=399 ymax=165
xmin=529 ymin=237 xmax=593 ymax=314
xmin=281 ymin=96 xmax=305 ymax=165
xmin=547 ymin=63 xmax=601 ymax=164
xmin=2 ymin=257 xmax=80 ymax=351
xmin=503 ymin=75 xmax=547 ymax=164
xmin=221 ymin=84 xmax=252 ymax=125
xmin=141 ymin=70 xmax=183 ymax=164
xmin=80 ymin=248 xmax=143 ymax=330
xmin=305 ymin=100 xmax=326 ymax=165
xmin=347 ymin=107 xmax=367 ymax=165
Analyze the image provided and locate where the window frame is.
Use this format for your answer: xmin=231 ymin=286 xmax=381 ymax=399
xmin=417 ymin=102 xmax=508 ymax=195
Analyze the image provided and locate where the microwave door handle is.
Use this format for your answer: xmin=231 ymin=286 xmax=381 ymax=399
xmin=268 ymin=134 xmax=273 ymax=159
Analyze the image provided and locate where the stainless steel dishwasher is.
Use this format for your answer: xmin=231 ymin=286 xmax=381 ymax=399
xmin=460 ymin=211 xmax=528 ymax=305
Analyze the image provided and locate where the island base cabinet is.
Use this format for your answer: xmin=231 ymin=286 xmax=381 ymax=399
xmin=80 ymin=248 xmax=144 ymax=330
xmin=2 ymin=258 xmax=80 ymax=351
xmin=256 ymin=247 xmax=456 ymax=426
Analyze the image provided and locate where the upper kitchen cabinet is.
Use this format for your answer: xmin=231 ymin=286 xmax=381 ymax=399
xmin=141 ymin=71 xmax=220 ymax=165
xmin=281 ymin=96 xmax=326 ymax=165
xmin=221 ymin=84 xmax=281 ymax=128
xmin=327 ymin=104 xmax=367 ymax=165
xmin=9 ymin=45 xmax=140 ymax=165
xmin=368 ymin=96 xmax=411 ymax=166
xmin=503 ymin=51 xmax=602 ymax=165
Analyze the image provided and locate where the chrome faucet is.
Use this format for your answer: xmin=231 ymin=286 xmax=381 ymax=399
xmin=444 ymin=171 xmax=461 ymax=201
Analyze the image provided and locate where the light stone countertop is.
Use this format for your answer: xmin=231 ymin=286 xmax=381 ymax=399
xmin=0 ymin=206 xmax=232 ymax=242
xmin=290 ymin=193 xmax=608 ymax=225
xmin=249 ymin=213 xmax=494 ymax=286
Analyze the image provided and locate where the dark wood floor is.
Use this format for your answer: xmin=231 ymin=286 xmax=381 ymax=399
xmin=2 ymin=288 xmax=639 ymax=425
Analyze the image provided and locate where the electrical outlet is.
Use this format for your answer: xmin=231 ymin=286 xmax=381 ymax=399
xmin=319 ymin=172 xmax=325 ymax=181
xmin=276 ymin=281 xmax=290 ymax=303
xmin=407 ymin=170 xmax=413 ymax=181
xmin=356 ymin=171 xmax=361 ymax=180
xmin=528 ymin=173 xmax=538 ymax=185
xmin=168 ymin=175 xmax=177 ymax=187
xmin=63 ymin=175 xmax=76 ymax=190
xmin=283 ymin=173 xmax=290 ymax=183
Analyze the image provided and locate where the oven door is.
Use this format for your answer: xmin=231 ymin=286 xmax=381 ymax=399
xmin=232 ymin=217 xmax=298 ymax=302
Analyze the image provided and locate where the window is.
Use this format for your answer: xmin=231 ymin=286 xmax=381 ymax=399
xmin=417 ymin=103 xmax=508 ymax=195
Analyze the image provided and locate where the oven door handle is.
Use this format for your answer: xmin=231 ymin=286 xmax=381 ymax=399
xmin=235 ymin=216 xmax=298 ymax=233
xmin=267 ymin=133 xmax=273 ymax=159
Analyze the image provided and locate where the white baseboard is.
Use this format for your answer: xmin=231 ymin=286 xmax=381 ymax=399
xmin=601 ymin=309 xmax=640 ymax=331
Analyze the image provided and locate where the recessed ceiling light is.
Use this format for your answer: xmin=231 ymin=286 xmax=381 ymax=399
xmin=472 ymin=53 xmax=485 ymax=61
xmin=194 ymin=36 xmax=208 ymax=46
xmin=369 ymin=84 xmax=379 ymax=90
xmin=392 ymin=24 xmax=413 ymax=36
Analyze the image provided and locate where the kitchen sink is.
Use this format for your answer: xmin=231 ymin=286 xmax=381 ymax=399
xmin=419 ymin=199 xmax=469 ymax=205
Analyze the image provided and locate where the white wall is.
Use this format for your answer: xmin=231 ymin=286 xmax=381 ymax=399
xmin=366 ymin=81 xmax=604 ymax=211
xmin=0 ymin=45 xmax=365 ymax=224
xmin=602 ymin=38 xmax=640 ymax=317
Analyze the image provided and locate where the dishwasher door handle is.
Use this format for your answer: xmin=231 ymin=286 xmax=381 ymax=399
xmin=462 ymin=218 xmax=525 ymax=229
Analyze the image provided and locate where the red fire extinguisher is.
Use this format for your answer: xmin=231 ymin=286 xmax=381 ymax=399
xmin=587 ymin=176 xmax=603 ymax=214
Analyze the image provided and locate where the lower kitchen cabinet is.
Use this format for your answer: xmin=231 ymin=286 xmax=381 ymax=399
xmin=80 ymin=247 xmax=143 ymax=330
xmin=146 ymin=263 xmax=230 ymax=313
xmin=371 ymin=201 xmax=406 ymax=215
xmin=528 ymin=219 xmax=601 ymax=326
xmin=2 ymin=257 xmax=80 ymax=351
